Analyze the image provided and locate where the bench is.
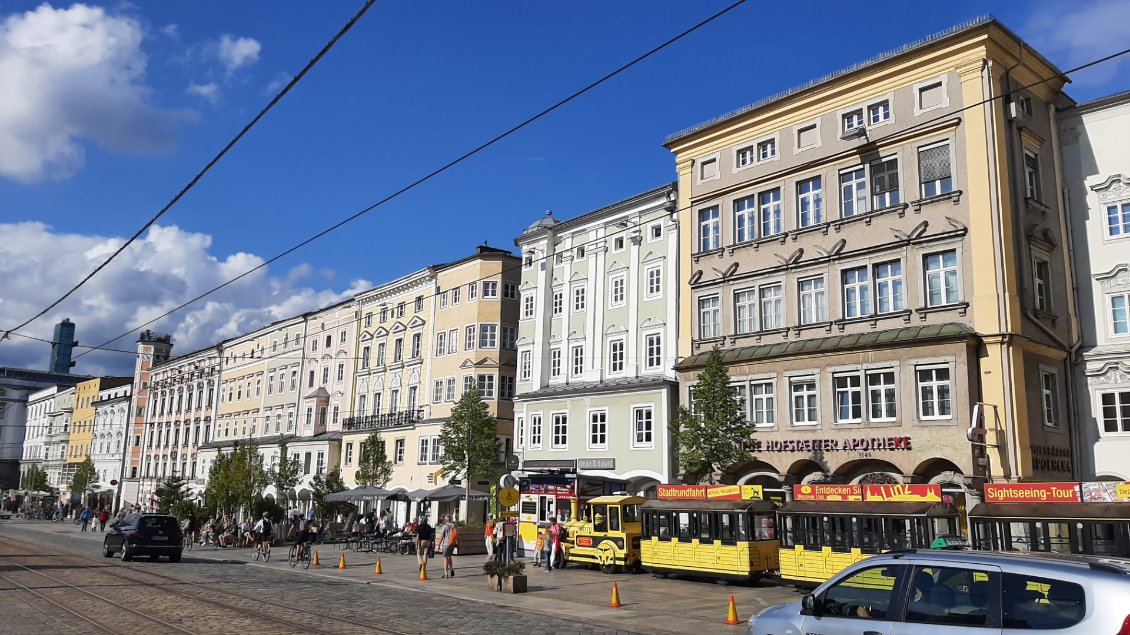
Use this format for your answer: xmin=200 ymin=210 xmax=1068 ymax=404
xmin=0 ymin=514 xmax=12 ymax=520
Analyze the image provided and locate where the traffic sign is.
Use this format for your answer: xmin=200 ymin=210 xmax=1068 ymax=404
xmin=498 ymin=486 xmax=519 ymax=507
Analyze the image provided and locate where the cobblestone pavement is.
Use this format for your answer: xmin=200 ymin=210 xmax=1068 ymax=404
xmin=0 ymin=519 xmax=801 ymax=634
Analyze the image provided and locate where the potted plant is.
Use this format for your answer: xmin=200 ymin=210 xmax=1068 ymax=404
xmin=483 ymin=559 xmax=527 ymax=593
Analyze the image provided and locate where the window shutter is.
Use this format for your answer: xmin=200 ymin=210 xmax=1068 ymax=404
xmin=918 ymin=145 xmax=951 ymax=183
xmin=871 ymin=158 xmax=899 ymax=194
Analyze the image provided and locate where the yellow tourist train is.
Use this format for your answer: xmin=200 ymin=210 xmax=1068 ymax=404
xmin=560 ymin=495 xmax=646 ymax=572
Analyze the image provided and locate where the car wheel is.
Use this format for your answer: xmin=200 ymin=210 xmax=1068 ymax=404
xmin=120 ymin=545 xmax=132 ymax=561
xmin=169 ymin=552 xmax=181 ymax=563
xmin=102 ymin=542 xmax=113 ymax=558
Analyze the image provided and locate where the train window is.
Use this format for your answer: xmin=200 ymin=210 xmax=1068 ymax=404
xmin=737 ymin=511 xmax=751 ymax=541
xmin=622 ymin=505 xmax=639 ymax=523
xmin=801 ymin=515 xmax=824 ymax=548
xmin=718 ymin=513 xmax=737 ymax=544
xmin=888 ymin=518 xmax=912 ymax=549
xmin=827 ymin=516 xmax=853 ymax=552
xmin=656 ymin=512 xmax=671 ymax=540
xmin=859 ymin=516 xmax=884 ymax=551
xmin=677 ymin=512 xmax=693 ymax=541
xmin=912 ymin=518 xmax=933 ymax=547
xmin=699 ymin=513 xmax=714 ymax=544
xmin=1046 ymin=522 xmax=1071 ymax=553
xmin=1008 ymin=522 xmax=1034 ymax=551
xmin=592 ymin=505 xmax=608 ymax=532
xmin=1088 ymin=522 xmax=1120 ymax=556
xmin=931 ymin=516 xmax=959 ymax=538
xmin=754 ymin=514 xmax=776 ymax=540
xmin=779 ymin=515 xmax=795 ymax=547
xmin=608 ymin=505 xmax=621 ymax=532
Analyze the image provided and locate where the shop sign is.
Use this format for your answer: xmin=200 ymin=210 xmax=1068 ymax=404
xmin=522 ymin=459 xmax=576 ymax=470
xmin=793 ymin=484 xmax=863 ymax=501
xmin=750 ymin=436 xmax=913 ymax=453
xmin=656 ymin=484 xmax=764 ymax=501
xmin=863 ymin=484 xmax=942 ymax=502
xmin=984 ymin=482 xmax=1080 ymax=503
xmin=1031 ymin=445 xmax=1072 ymax=474
xmin=1081 ymin=481 xmax=1130 ymax=502
xmin=577 ymin=458 xmax=615 ymax=470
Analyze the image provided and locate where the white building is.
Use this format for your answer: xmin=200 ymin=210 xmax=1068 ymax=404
xmin=2 ymin=368 xmax=85 ymax=490
xmin=1060 ymin=90 xmax=1130 ymax=481
xmin=21 ymin=386 xmax=58 ymax=488
xmin=42 ymin=387 xmax=75 ymax=491
xmin=92 ymin=382 xmax=131 ymax=510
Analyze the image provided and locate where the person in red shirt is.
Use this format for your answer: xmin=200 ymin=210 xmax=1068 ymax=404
xmin=97 ymin=509 xmax=110 ymax=532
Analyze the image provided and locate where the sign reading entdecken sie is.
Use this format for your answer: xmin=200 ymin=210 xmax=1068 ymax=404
xmin=983 ymin=483 xmax=1080 ymax=503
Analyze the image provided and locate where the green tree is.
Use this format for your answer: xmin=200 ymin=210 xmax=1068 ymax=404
xmin=71 ymin=456 xmax=97 ymax=505
xmin=354 ymin=432 xmax=392 ymax=487
xmin=268 ymin=442 xmax=302 ymax=503
xmin=155 ymin=475 xmax=189 ymax=514
xmin=22 ymin=465 xmax=49 ymax=492
xmin=440 ymin=387 xmax=501 ymax=485
xmin=203 ymin=442 xmax=268 ymax=517
xmin=311 ymin=467 xmax=352 ymax=520
xmin=673 ymin=347 xmax=756 ymax=483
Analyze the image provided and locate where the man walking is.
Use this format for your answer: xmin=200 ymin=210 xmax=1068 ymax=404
xmin=436 ymin=515 xmax=458 ymax=578
xmin=79 ymin=507 xmax=91 ymax=532
xmin=484 ymin=514 xmax=496 ymax=562
xmin=415 ymin=517 xmax=434 ymax=574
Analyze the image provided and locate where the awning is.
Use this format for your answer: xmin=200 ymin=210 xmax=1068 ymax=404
xmin=969 ymin=502 xmax=1130 ymax=520
xmin=422 ymin=484 xmax=491 ymax=502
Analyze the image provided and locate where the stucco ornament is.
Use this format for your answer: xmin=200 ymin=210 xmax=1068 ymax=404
xmin=1090 ymin=173 xmax=1130 ymax=201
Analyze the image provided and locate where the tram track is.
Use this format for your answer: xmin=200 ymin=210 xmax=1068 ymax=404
xmin=0 ymin=535 xmax=430 ymax=635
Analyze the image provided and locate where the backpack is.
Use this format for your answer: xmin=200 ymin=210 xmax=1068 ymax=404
xmin=262 ymin=520 xmax=273 ymax=536
xmin=448 ymin=525 xmax=460 ymax=545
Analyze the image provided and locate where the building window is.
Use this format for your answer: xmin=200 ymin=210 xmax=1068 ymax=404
xmin=414 ymin=296 xmax=424 ymax=312
xmin=759 ymin=188 xmax=782 ymax=237
xmin=870 ymin=157 xmax=900 ymax=209
xmin=418 ymin=437 xmax=429 ymax=464
xmin=337 ymin=362 xmax=345 ymax=381
xmin=613 ymin=236 xmax=625 ymax=251
xmin=791 ymin=379 xmax=818 ymax=425
xmin=589 ymin=410 xmax=607 ymax=449
xmin=867 ymin=370 xmax=897 ymax=421
xmin=575 ymin=245 xmax=586 ymax=260
xmin=1041 ymin=370 xmax=1059 ymax=428
xmin=645 ymin=333 xmax=662 ymax=370
xmin=842 ymin=109 xmax=864 ymax=133
xmin=477 ymin=374 xmax=496 ymax=398
xmin=433 ymin=380 xmax=443 ymax=404
xmin=1112 ymin=293 xmax=1130 ymax=335
xmin=482 ymin=281 xmax=499 ymax=298
xmin=874 ymin=261 xmax=904 ymax=314
xmin=608 ymin=339 xmax=625 ymax=374
xmin=1107 ymin=202 xmax=1130 ymax=237
xmin=750 ymin=381 xmax=774 ymax=427
xmin=1024 ymin=150 xmax=1042 ymax=201
xmin=393 ymin=338 xmax=403 ymax=363
xmin=440 ymin=291 xmax=449 ymax=309
xmin=799 ymin=277 xmax=826 ymax=325
xmin=925 ymin=250 xmax=960 ymax=307
xmin=463 ymin=375 xmax=474 ymax=395
xmin=361 ymin=345 xmax=371 ymax=369
xmin=645 ymin=266 xmax=662 ymax=299
xmin=797 ymin=176 xmax=823 ymax=227
xmin=465 ymin=325 xmax=476 ymax=350
xmin=435 ymin=332 xmax=446 ymax=357
xmin=1033 ymin=258 xmax=1051 ymax=312
xmin=796 ymin=124 xmax=818 ymax=149
xmin=500 ymin=375 xmax=515 ymax=400
xmin=520 ymin=351 xmax=532 ymax=381
xmin=699 ymin=206 xmax=720 ymax=252
xmin=522 ymin=294 xmax=535 ymax=319
xmin=389 ymin=389 xmax=399 ymax=412
xmin=529 ymin=414 xmax=543 ymax=448
xmin=834 ymin=375 xmax=863 ymax=423
xmin=430 ymin=437 xmax=442 ymax=464
xmin=376 ymin=342 xmax=386 ymax=366
xmin=734 ymin=289 xmax=757 ymax=334
xmin=918 ymin=143 xmax=953 ymax=197
xmin=552 ymin=290 xmax=563 ymax=316
xmin=734 ymin=195 xmax=756 ymax=243
xmin=633 ymin=406 xmax=654 ymax=447
xmin=393 ymin=439 xmax=404 ymax=464
xmin=479 ymin=324 xmax=498 ymax=348
xmin=840 ymin=167 xmax=868 ymax=217
xmin=396 ymin=302 xmax=405 ymax=318
xmin=501 ymin=326 xmax=517 ymax=349
xmin=868 ymin=100 xmax=891 ymax=125
xmin=345 ymin=443 xmax=355 ymax=466
xmin=445 ymin=377 xmax=456 ymax=402
xmin=843 ymin=266 xmax=871 ymax=318
xmin=571 ymin=345 xmax=584 ymax=376
xmin=364 ymin=313 xmax=372 ymax=327
xmin=551 ymin=413 xmax=568 ymax=449
xmin=650 ymin=223 xmax=663 ymax=241
xmin=503 ymin=282 xmax=517 ymax=300
xmin=380 ymin=307 xmax=387 ymax=323
xmin=452 ymin=287 xmax=460 ymax=305
xmin=609 ymin=275 xmax=626 ymax=307
xmin=917 ymin=80 xmax=945 ymax=111
xmin=757 ymin=138 xmax=776 ymax=161
xmin=1100 ymin=391 xmax=1130 ymax=434
xmin=516 ymin=416 xmax=525 ymax=449
xmin=572 ymin=285 xmax=586 ymax=312
xmin=760 ymin=283 xmax=784 ymax=330
xmin=699 ymin=296 xmax=721 ymax=339
xmin=917 ymin=367 xmax=952 ymax=419
xmin=736 ymin=145 xmax=755 ymax=168
xmin=550 ymin=349 xmax=562 ymax=378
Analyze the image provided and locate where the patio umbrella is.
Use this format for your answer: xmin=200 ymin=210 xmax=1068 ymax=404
xmin=325 ymin=487 xmax=411 ymax=502
xmin=423 ymin=484 xmax=490 ymax=502
xmin=406 ymin=488 xmax=432 ymax=501
xmin=323 ymin=489 xmax=355 ymax=502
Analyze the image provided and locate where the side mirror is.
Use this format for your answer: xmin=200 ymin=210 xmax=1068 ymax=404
xmin=801 ymin=594 xmax=821 ymax=616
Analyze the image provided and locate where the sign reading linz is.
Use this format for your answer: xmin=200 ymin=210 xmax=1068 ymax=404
xmin=750 ymin=436 xmax=913 ymax=453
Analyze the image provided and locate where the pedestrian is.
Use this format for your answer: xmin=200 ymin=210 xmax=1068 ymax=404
xmin=98 ymin=508 xmax=109 ymax=531
xmin=80 ymin=506 xmax=91 ymax=532
xmin=546 ymin=517 xmax=562 ymax=571
xmin=307 ymin=506 xmax=315 ymax=522
xmin=533 ymin=523 xmax=546 ymax=567
xmin=484 ymin=514 xmax=496 ymax=562
xmin=415 ymin=517 xmax=434 ymax=573
xmin=436 ymin=515 xmax=459 ymax=578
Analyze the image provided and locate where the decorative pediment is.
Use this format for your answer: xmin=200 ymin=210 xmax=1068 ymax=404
xmin=390 ymin=374 xmax=402 ymax=389
xmin=373 ymin=326 xmax=389 ymax=338
xmin=815 ymin=238 xmax=847 ymax=258
xmin=460 ymin=356 xmax=500 ymax=369
xmin=321 ymin=353 xmax=332 ymax=362
xmin=359 ymin=331 xmax=373 ymax=342
xmin=374 ymin=376 xmax=384 ymax=391
xmin=568 ymin=330 xmax=585 ymax=342
xmin=604 ymin=324 xmax=628 ymax=336
xmin=607 ymin=260 xmax=629 ymax=274
xmin=689 ymin=270 xmax=703 ymax=285
xmin=569 ymin=271 xmax=587 ymax=283
xmin=1095 ymin=263 xmax=1130 ymax=290
xmin=515 ymin=336 xmax=534 ymax=347
xmin=520 ymin=280 xmax=537 ymax=291
xmin=640 ymin=317 xmax=666 ymax=329
xmin=548 ymin=334 xmax=562 ymax=344
xmin=1090 ymin=174 xmax=1130 ymax=200
xmin=1085 ymin=361 xmax=1130 ymax=385
xmin=358 ymin=378 xmax=368 ymax=394
xmin=406 ymin=316 xmax=426 ymax=329
xmin=408 ymin=369 xmax=420 ymax=385
xmin=1026 ymin=224 xmax=1059 ymax=251
xmin=642 ymin=251 xmax=666 ymax=264
xmin=390 ymin=322 xmax=407 ymax=333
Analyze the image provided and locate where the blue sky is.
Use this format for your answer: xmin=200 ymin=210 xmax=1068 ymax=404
xmin=1 ymin=0 xmax=1128 ymax=375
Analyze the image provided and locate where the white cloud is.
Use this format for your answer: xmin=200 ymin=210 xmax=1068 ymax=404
xmin=186 ymin=81 xmax=219 ymax=104
xmin=0 ymin=3 xmax=183 ymax=183
xmin=0 ymin=222 xmax=371 ymax=376
xmin=215 ymin=33 xmax=260 ymax=74
xmin=160 ymin=23 xmax=178 ymax=38
xmin=264 ymin=72 xmax=291 ymax=94
xmin=1024 ymin=0 xmax=1130 ymax=88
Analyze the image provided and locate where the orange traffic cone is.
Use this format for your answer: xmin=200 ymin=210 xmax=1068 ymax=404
xmin=724 ymin=595 xmax=740 ymax=625
xmin=419 ymin=561 xmax=429 ymax=581
xmin=338 ymin=552 xmax=347 ymax=569
xmin=311 ymin=550 xmax=320 ymax=567
xmin=373 ymin=557 xmax=383 ymax=575
xmin=609 ymin=582 xmax=622 ymax=608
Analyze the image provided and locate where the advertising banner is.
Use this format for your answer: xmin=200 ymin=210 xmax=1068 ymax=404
xmin=862 ymin=484 xmax=942 ymax=502
xmin=793 ymin=484 xmax=863 ymax=501
xmin=983 ymin=482 xmax=1080 ymax=503
xmin=656 ymin=484 xmax=764 ymax=501
xmin=1080 ymin=481 xmax=1130 ymax=502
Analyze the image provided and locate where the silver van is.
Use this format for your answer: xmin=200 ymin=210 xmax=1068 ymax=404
xmin=747 ymin=549 xmax=1130 ymax=635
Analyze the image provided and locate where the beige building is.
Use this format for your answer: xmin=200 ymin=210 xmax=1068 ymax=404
xmin=666 ymin=17 xmax=1075 ymax=494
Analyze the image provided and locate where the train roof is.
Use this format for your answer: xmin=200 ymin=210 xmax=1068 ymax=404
xmin=777 ymin=501 xmax=959 ymax=516
xmin=586 ymin=495 xmax=649 ymax=505
xmin=642 ymin=499 xmax=777 ymax=512
xmin=969 ymin=502 xmax=1130 ymax=520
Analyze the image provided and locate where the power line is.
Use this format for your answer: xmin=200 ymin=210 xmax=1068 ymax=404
xmin=0 ymin=0 xmax=378 ymax=343
xmin=65 ymin=1 xmax=750 ymax=359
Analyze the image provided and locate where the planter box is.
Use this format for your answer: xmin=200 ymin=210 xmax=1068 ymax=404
xmin=455 ymin=531 xmax=486 ymax=555
xmin=488 ymin=574 xmax=527 ymax=593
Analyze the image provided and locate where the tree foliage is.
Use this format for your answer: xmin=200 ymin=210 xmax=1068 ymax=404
xmin=155 ymin=475 xmax=189 ymax=515
xmin=268 ymin=442 xmax=302 ymax=495
xmin=440 ymin=387 xmax=501 ymax=484
xmin=70 ymin=456 xmax=97 ymax=500
xmin=203 ymin=442 xmax=268 ymax=517
xmin=673 ymin=347 xmax=756 ymax=483
xmin=354 ymin=432 xmax=392 ymax=487
xmin=21 ymin=465 xmax=50 ymax=492
xmin=311 ymin=467 xmax=353 ymax=520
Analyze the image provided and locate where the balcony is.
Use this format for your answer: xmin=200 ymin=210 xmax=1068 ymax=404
xmin=341 ymin=409 xmax=424 ymax=432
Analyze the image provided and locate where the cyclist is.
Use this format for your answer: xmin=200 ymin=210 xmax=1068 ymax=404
xmin=292 ymin=516 xmax=317 ymax=561
xmin=253 ymin=513 xmax=273 ymax=557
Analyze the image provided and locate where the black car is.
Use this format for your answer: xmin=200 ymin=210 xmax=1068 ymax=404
xmin=103 ymin=513 xmax=183 ymax=562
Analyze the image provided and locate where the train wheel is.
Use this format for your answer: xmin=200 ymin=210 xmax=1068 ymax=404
xmin=597 ymin=544 xmax=618 ymax=574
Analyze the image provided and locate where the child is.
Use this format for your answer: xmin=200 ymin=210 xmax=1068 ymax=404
xmin=533 ymin=524 xmax=546 ymax=567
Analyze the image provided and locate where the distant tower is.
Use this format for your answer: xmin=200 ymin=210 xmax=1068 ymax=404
xmin=49 ymin=318 xmax=77 ymax=374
